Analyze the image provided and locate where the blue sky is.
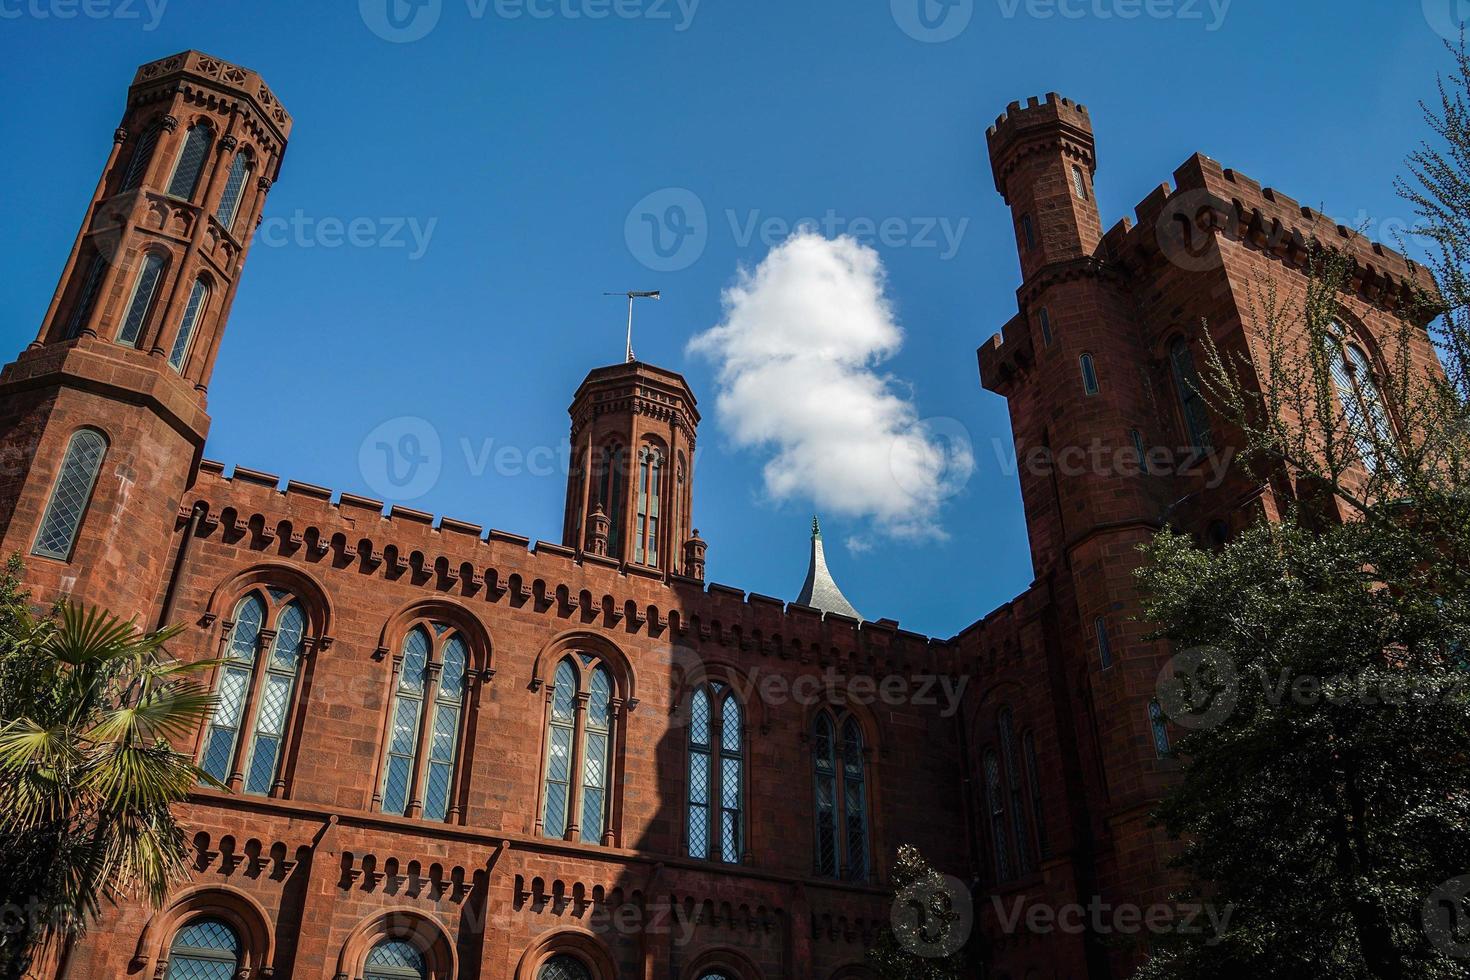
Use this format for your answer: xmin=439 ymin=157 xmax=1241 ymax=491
xmin=0 ymin=1 xmax=1456 ymax=637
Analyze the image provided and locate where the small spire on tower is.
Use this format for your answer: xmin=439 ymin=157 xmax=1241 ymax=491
xmin=795 ymin=514 xmax=862 ymax=621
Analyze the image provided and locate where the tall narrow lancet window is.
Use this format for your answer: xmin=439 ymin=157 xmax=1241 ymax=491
xmin=1149 ymin=700 xmax=1171 ymax=758
xmin=1022 ymin=731 xmax=1048 ymax=857
xmin=202 ymin=590 xmax=310 ymax=795
xmin=167 ymin=124 xmax=213 ymax=200
xmin=379 ymin=621 xmax=472 ymax=821
xmin=687 ymin=682 xmax=744 ymax=863
xmin=635 ymin=445 xmax=663 ymax=565
xmin=168 ymin=279 xmax=208 ymax=371
xmin=120 ymin=124 xmax=161 ymax=192
xmin=812 ymin=710 xmax=870 ymax=880
xmin=1095 ymin=616 xmax=1113 ymax=669
xmin=1170 ymin=337 xmax=1213 ymax=450
xmin=1072 ymin=164 xmax=1089 ymax=200
xmin=31 ymin=429 xmax=106 ymax=561
xmin=1328 ymin=332 xmax=1396 ymax=473
xmin=597 ymin=444 xmax=627 ymax=559
xmin=117 ymin=253 xmax=166 ymax=348
xmin=164 ymin=919 xmax=239 ymax=980
xmin=1079 ymin=352 xmax=1100 ymax=395
xmin=983 ymin=747 xmax=1012 ymax=882
xmin=541 ymin=654 xmax=619 ymax=844
xmin=215 ymin=150 xmax=253 ymax=232
xmin=63 ymin=254 xmax=107 ymax=340
xmin=998 ymin=708 xmax=1034 ymax=875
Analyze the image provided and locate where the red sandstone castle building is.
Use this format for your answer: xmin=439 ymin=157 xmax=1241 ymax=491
xmin=0 ymin=51 xmax=1439 ymax=980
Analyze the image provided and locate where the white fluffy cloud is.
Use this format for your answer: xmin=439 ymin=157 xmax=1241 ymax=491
xmin=687 ymin=231 xmax=971 ymax=542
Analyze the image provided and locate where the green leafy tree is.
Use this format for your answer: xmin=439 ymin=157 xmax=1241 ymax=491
xmin=0 ymin=561 xmax=215 ymax=980
xmin=867 ymin=845 xmax=970 ymax=979
xmin=1132 ymin=42 xmax=1470 ymax=980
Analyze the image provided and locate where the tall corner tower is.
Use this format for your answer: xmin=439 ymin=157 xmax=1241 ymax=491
xmin=0 ymin=51 xmax=291 ymax=619
xmin=561 ymin=361 xmax=701 ymax=579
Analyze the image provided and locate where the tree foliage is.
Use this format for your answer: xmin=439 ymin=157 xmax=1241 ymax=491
xmin=867 ymin=845 xmax=970 ymax=979
xmin=0 ymin=560 xmax=215 ymax=980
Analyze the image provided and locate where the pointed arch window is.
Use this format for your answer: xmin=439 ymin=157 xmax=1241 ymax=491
xmin=1072 ymin=164 xmax=1090 ymax=201
xmin=167 ymin=124 xmax=213 ymax=201
xmin=812 ymin=710 xmax=870 ymax=881
xmin=541 ymin=654 xmax=620 ymax=845
xmin=982 ymin=747 xmax=1011 ymax=882
xmin=1020 ymin=213 xmax=1036 ymax=251
xmin=169 ymin=278 xmax=208 ymax=371
xmin=63 ymin=254 xmax=107 ymax=340
xmin=380 ymin=623 xmax=471 ymax=821
xmin=164 ymin=918 xmax=239 ymax=980
xmin=1079 ymin=352 xmax=1100 ymax=395
xmin=998 ymin=708 xmax=1034 ymax=876
xmin=635 ymin=445 xmax=663 ymax=565
xmin=121 ymin=124 xmax=161 ymax=192
xmin=201 ymin=589 xmax=310 ymax=796
xmin=32 ymin=428 xmax=107 ymax=562
xmin=1170 ymin=337 xmax=1213 ymax=450
xmin=117 ymin=252 xmax=166 ymax=348
xmin=1327 ymin=332 xmax=1396 ymax=473
xmin=1149 ymin=700 xmax=1171 ymax=758
xmin=597 ymin=444 xmax=627 ymax=559
xmin=687 ymin=681 xmax=745 ymax=864
xmin=215 ymin=150 xmax=253 ymax=232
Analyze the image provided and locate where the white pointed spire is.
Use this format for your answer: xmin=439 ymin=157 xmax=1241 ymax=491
xmin=795 ymin=516 xmax=862 ymax=620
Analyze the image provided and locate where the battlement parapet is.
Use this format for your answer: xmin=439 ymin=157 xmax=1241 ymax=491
xmin=986 ymin=93 xmax=1095 ymax=197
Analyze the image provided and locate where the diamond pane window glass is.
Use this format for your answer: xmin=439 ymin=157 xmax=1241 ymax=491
xmin=1023 ymin=731 xmax=1049 ymax=858
xmin=813 ymin=712 xmax=839 ymax=877
xmin=1072 ymin=163 xmax=1089 ymax=200
xmin=31 ymin=429 xmax=106 ymax=561
xmin=720 ymin=754 xmax=742 ymax=863
xmin=721 ymin=695 xmax=741 ymax=753
xmin=1331 ymin=338 xmax=1396 ymax=473
xmin=1149 ymin=700 xmax=1171 ymax=757
xmin=165 ymin=918 xmax=238 ymax=980
xmin=364 ymin=938 xmax=427 ymax=980
xmin=117 ymin=252 xmax=165 ymax=348
xmin=1170 ymin=338 xmax=1212 ymax=450
xmin=200 ymin=593 xmax=262 ymax=785
xmin=167 ymin=125 xmax=213 ymax=200
xmin=552 ymin=660 xmax=576 ymax=721
xmin=121 ymin=125 xmax=160 ymax=191
xmin=841 ymin=718 xmax=868 ymax=880
xmin=228 ymin=595 xmax=265 ymax=662
xmin=243 ymin=673 xmax=291 ymax=795
xmin=999 ymin=708 xmax=1033 ymax=875
xmin=168 ymin=279 xmax=208 ymax=371
xmin=587 ymin=666 xmax=611 ymax=730
xmin=688 ymin=748 xmax=709 ymax=858
xmin=64 ymin=254 xmax=107 ymax=339
xmin=380 ymin=627 xmax=430 ymax=816
xmin=215 ymin=152 xmax=252 ymax=231
xmin=538 ymin=955 xmax=592 ymax=980
xmin=543 ymin=658 xmax=578 ymax=838
xmin=984 ymin=748 xmax=1012 ymax=882
xmin=270 ymin=602 xmax=306 ymax=671
xmin=580 ymin=666 xmax=613 ymax=843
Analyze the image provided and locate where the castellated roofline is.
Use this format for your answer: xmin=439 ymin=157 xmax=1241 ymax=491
xmin=977 ymin=151 xmax=1438 ymax=393
xmin=130 ymin=50 xmax=292 ymax=141
xmin=187 ymin=460 xmax=959 ymax=674
xmin=985 ymin=92 xmax=1095 ymax=198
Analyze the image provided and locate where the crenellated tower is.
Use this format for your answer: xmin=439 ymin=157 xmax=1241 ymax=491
xmin=0 ymin=51 xmax=290 ymax=621
xmin=561 ymin=361 xmax=701 ymax=579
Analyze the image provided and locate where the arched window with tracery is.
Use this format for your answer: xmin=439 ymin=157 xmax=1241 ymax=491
xmin=812 ymin=709 xmax=871 ymax=881
xmin=687 ymin=681 xmax=745 ymax=864
xmin=597 ymin=444 xmax=627 ymax=559
xmin=201 ymin=589 xmax=310 ymax=796
xmin=168 ymin=277 xmax=208 ymax=371
xmin=540 ymin=654 xmax=620 ymax=845
xmin=380 ymin=623 xmax=471 ymax=822
xmin=1326 ymin=328 xmax=1396 ymax=473
xmin=1169 ymin=337 xmax=1212 ymax=450
xmin=117 ymin=252 xmax=166 ymax=348
xmin=634 ymin=444 xmax=663 ymax=565
xmin=167 ymin=124 xmax=213 ymax=201
xmin=163 ymin=918 xmax=239 ymax=980
xmin=121 ymin=123 xmax=161 ymax=192
xmin=215 ymin=149 xmax=253 ymax=232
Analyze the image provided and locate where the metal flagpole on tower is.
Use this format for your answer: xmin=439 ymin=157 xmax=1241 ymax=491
xmin=605 ymin=290 xmax=660 ymax=363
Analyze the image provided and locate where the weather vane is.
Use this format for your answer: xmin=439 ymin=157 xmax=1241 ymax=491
xmin=604 ymin=290 xmax=660 ymax=363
